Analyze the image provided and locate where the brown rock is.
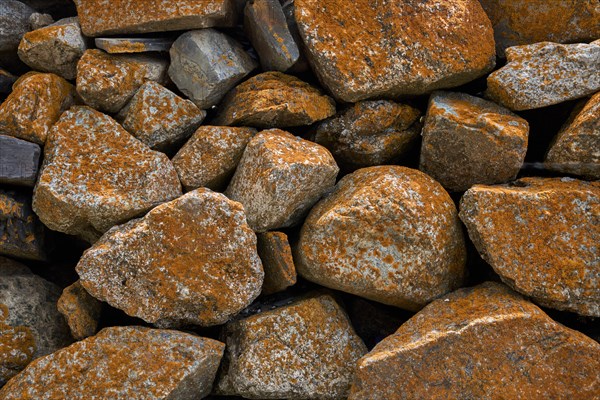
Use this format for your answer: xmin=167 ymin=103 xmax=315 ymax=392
xmin=217 ymin=294 xmax=367 ymax=399
xmin=459 ymin=178 xmax=600 ymax=316
xmin=0 ymin=190 xmax=45 ymax=261
xmin=57 ymin=281 xmax=102 ymax=340
xmin=349 ymin=282 xmax=600 ymax=399
xmin=0 ymin=326 xmax=225 ymax=399
xmin=419 ymin=91 xmax=529 ymax=192
xmin=257 ymin=231 xmax=297 ymax=295
xmin=0 ymin=135 xmax=40 ymax=187
xmin=296 ymin=166 xmax=466 ymax=311
xmin=225 ymin=129 xmax=339 ymax=232
xmin=0 ymin=304 xmax=35 ymax=388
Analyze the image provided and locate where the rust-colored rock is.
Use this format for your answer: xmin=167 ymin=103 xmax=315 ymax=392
xmin=460 ymin=178 xmax=600 ymax=316
xmin=0 ymin=304 xmax=35 ymax=388
xmin=95 ymin=37 xmax=174 ymax=54
xmin=217 ymin=294 xmax=367 ymax=399
xmin=57 ymin=281 xmax=102 ymax=340
xmin=296 ymin=166 xmax=466 ymax=311
xmin=0 ymin=326 xmax=225 ymax=399
xmin=349 ymin=282 xmax=600 ymax=399
xmin=257 ymin=231 xmax=297 ymax=295
xmin=225 ymin=129 xmax=339 ymax=232
xmin=419 ymin=91 xmax=529 ymax=192
xmin=0 ymin=190 xmax=45 ymax=261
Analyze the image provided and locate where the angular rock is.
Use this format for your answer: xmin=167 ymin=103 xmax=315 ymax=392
xmin=77 ymin=188 xmax=264 ymax=327
xmin=419 ymin=91 xmax=529 ymax=192
xmin=168 ymin=29 xmax=257 ymax=109
xmin=314 ymin=100 xmax=421 ymax=170
xmin=172 ymin=125 xmax=257 ymax=191
xmin=0 ymin=326 xmax=225 ymax=399
xmin=225 ymin=129 xmax=339 ymax=232
xmin=460 ymin=178 xmax=600 ymax=316
xmin=280 ymin=0 xmax=310 ymax=73
xmin=57 ymin=281 xmax=102 ymax=340
xmin=28 ymin=13 xmax=54 ymax=31
xmin=33 ymin=106 xmax=182 ymax=242
xmin=213 ymin=71 xmax=336 ymax=128
xmin=349 ymin=282 xmax=600 ymax=399
xmin=294 ymin=0 xmax=496 ymax=102
xmin=0 ymin=69 xmax=16 ymax=97
xmin=95 ymin=37 xmax=174 ymax=54
xmin=0 ymin=190 xmax=45 ymax=261
xmin=257 ymin=231 xmax=297 ymax=295
xmin=0 ymin=303 xmax=35 ymax=388
xmin=0 ymin=135 xmax=40 ymax=187
xmin=76 ymin=49 xmax=168 ymax=113
xmin=296 ymin=166 xmax=466 ymax=311
xmin=0 ymin=0 xmax=35 ymax=53
xmin=486 ymin=41 xmax=600 ymax=111
xmin=217 ymin=294 xmax=367 ymax=399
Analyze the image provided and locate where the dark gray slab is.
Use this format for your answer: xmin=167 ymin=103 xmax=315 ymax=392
xmin=0 ymin=134 xmax=41 ymax=187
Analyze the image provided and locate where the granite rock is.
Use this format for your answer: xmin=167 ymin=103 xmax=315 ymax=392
xmin=257 ymin=231 xmax=297 ymax=295
xmin=57 ymin=281 xmax=102 ymax=340
xmin=0 ymin=0 xmax=35 ymax=53
xmin=0 ymin=190 xmax=45 ymax=261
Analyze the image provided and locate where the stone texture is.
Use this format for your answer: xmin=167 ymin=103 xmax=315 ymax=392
xmin=0 ymin=135 xmax=40 ymax=187
xmin=0 ymin=190 xmax=45 ymax=261
xmin=168 ymin=29 xmax=257 ymax=109
xmin=57 ymin=281 xmax=102 ymax=340
xmin=419 ymin=91 xmax=529 ymax=192
xmin=225 ymin=129 xmax=339 ymax=232
xmin=257 ymin=231 xmax=297 ymax=295
xmin=314 ymin=100 xmax=421 ymax=170
xmin=296 ymin=166 xmax=466 ymax=311
xmin=0 ymin=0 xmax=35 ymax=53
xmin=95 ymin=37 xmax=174 ymax=54
xmin=0 ymin=72 xmax=75 ymax=145
xmin=76 ymin=49 xmax=168 ymax=114
xmin=349 ymin=282 xmax=600 ymax=400
xmin=459 ymin=178 xmax=600 ymax=316
xmin=0 ymin=303 xmax=35 ymax=388
xmin=213 ymin=71 xmax=336 ymax=128
xmin=294 ymin=0 xmax=496 ymax=102
xmin=28 ymin=13 xmax=53 ymax=31
xmin=77 ymin=188 xmax=264 ymax=327
xmin=486 ymin=41 xmax=600 ymax=111
xmin=33 ymin=106 xmax=182 ymax=242
xmin=217 ymin=294 xmax=367 ymax=399
xmin=0 ymin=326 xmax=225 ymax=399
xmin=172 ymin=125 xmax=257 ymax=191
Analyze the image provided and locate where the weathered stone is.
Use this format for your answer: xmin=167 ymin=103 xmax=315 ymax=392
xmin=0 ymin=69 xmax=16 ymax=97
xmin=486 ymin=41 xmax=600 ymax=111
xmin=0 ymin=303 xmax=35 ymax=388
xmin=257 ymin=231 xmax=297 ymax=295
xmin=28 ymin=12 xmax=54 ymax=31
xmin=0 ymin=326 xmax=225 ymax=399
xmin=296 ymin=166 xmax=466 ymax=311
xmin=213 ymin=71 xmax=336 ymax=128
xmin=314 ymin=100 xmax=421 ymax=170
xmin=95 ymin=37 xmax=174 ymax=54
xmin=77 ymin=188 xmax=264 ymax=327
xmin=0 ymin=135 xmax=40 ymax=187
xmin=419 ymin=91 xmax=529 ymax=192
xmin=76 ymin=49 xmax=168 ymax=113
xmin=459 ymin=178 xmax=600 ymax=316
xmin=172 ymin=125 xmax=256 ymax=191
xmin=0 ymin=190 xmax=45 ymax=261
xmin=0 ymin=72 xmax=75 ymax=145
xmin=57 ymin=281 xmax=102 ymax=340
xmin=217 ymin=294 xmax=367 ymax=399
xmin=0 ymin=0 xmax=35 ymax=53
xmin=226 ymin=129 xmax=339 ymax=232
xmin=349 ymin=282 xmax=600 ymax=399
xmin=168 ymin=29 xmax=257 ymax=109
xmin=294 ymin=0 xmax=496 ymax=102
xmin=280 ymin=0 xmax=309 ymax=73
xmin=33 ymin=106 xmax=182 ymax=242
xmin=119 ymin=81 xmax=206 ymax=151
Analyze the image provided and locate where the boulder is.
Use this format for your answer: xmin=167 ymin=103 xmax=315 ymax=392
xmin=57 ymin=281 xmax=102 ymax=340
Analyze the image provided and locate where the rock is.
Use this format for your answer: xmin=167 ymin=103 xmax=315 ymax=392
xmin=212 ymin=71 xmax=336 ymax=128
xmin=0 ymin=190 xmax=45 ymax=261
xmin=294 ymin=0 xmax=495 ymax=102
xmin=0 ymin=0 xmax=35 ymax=53
xmin=95 ymin=37 xmax=174 ymax=54
xmin=0 ymin=135 xmax=40 ymax=187
xmin=76 ymin=188 xmax=264 ymax=327
xmin=0 ymin=69 xmax=16 ymax=97
xmin=57 ymin=281 xmax=102 ymax=340
xmin=225 ymin=129 xmax=339 ymax=232
xmin=217 ymin=294 xmax=367 ymax=399
xmin=0 ymin=72 xmax=75 ymax=145
xmin=28 ymin=13 xmax=53 ymax=30
xmin=18 ymin=18 xmax=87 ymax=80
xmin=119 ymin=81 xmax=206 ymax=151
xmin=0 ymin=303 xmax=35 ymax=388
xmin=296 ymin=166 xmax=466 ymax=311
xmin=32 ymin=106 xmax=182 ymax=242
xmin=419 ymin=91 xmax=529 ymax=192
xmin=546 ymin=92 xmax=600 ymax=179
xmin=280 ymin=0 xmax=309 ymax=72
xmin=314 ymin=100 xmax=421 ymax=170
xmin=257 ymin=231 xmax=297 ymax=295
xmin=172 ymin=125 xmax=257 ymax=191
xmin=459 ymin=178 xmax=600 ymax=316
xmin=0 ymin=326 xmax=225 ymax=399
xmin=76 ymin=49 xmax=168 ymax=114
xmin=349 ymin=282 xmax=600 ymax=399
xmin=168 ymin=29 xmax=257 ymax=109
xmin=486 ymin=42 xmax=600 ymax=111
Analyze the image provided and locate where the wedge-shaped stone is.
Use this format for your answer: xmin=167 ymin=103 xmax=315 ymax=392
xmin=257 ymin=231 xmax=297 ymax=295
xmin=95 ymin=37 xmax=174 ymax=54
xmin=57 ymin=281 xmax=101 ymax=340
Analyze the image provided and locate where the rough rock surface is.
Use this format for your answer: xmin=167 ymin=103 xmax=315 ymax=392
xmin=77 ymin=189 xmax=264 ymax=327
xmin=95 ymin=37 xmax=174 ymax=54
xmin=226 ymin=129 xmax=339 ymax=232
xmin=172 ymin=125 xmax=257 ymax=191
xmin=294 ymin=0 xmax=496 ymax=102
xmin=0 ymin=303 xmax=35 ymax=388
xmin=0 ymin=326 xmax=225 ymax=399
xmin=296 ymin=166 xmax=466 ymax=311
xmin=257 ymin=231 xmax=297 ymax=295
xmin=349 ymin=282 xmax=600 ymax=399
xmin=213 ymin=71 xmax=336 ymax=128
xmin=419 ymin=91 xmax=529 ymax=192
xmin=28 ymin=13 xmax=54 ymax=31
xmin=459 ymin=178 xmax=600 ymax=316
xmin=0 ymin=135 xmax=40 ymax=187
xmin=0 ymin=190 xmax=45 ymax=261
xmin=0 ymin=0 xmax=35 ymax=53
xmin=33 ymin=106 xmax=181 ymax=242
xmin=57 ymin=281 xmax=102 ymax=340
xmin=217 ymin=294 xmax=367 ymax=399
xmin=486 ymin=41 xmax=600 ymax=111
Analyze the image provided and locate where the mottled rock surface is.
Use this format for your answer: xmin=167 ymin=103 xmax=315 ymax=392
xmin=57 ymin=281 xmax=102 ymax=340
xmin=28 ymin=13 xmax=54 ymax=31
xmin=95 ymin=37 xmax=174 ymax=54
xmin=0 ymin=190 xmax=45 ymax=261
xmin=257 ymin=231 xmax=297 ymax=295
xmin=0 ymin=0 xmax=35 ymax=53
xmin=0 ymin=303 xmax=35 ymax=388
xmin=0 ymin=135 xmax=40 ymax=187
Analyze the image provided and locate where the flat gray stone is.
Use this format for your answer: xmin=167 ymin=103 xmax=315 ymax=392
xmin=0 ymin=135 xmax=40 ymax=187
xmin=0 ymin=0 xmax=35 ymax=53
xmin=95 ymin=37 xmax=174 ymax=54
